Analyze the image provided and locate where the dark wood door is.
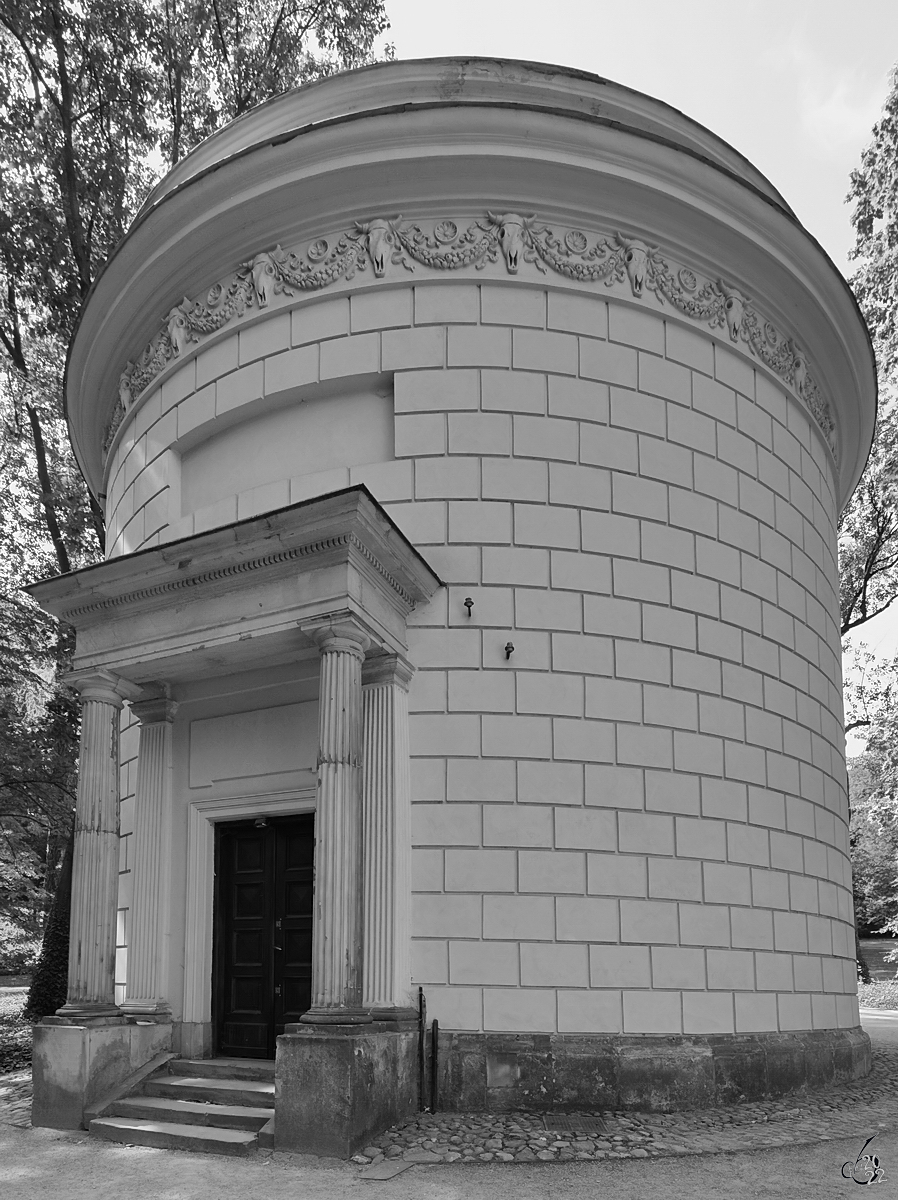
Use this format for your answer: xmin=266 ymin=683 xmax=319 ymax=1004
xmin=214 ymin=814 xmax=314 ymax=1058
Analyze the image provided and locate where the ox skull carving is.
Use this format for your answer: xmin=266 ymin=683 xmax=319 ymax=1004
xmin=488 ymin=212 xmax=533 ymax=274
xmin=616 ymin=236 xmax=655 ymax=297
xmin=356 ymin=219 xmax=395 ymax=278
xmin=720 ymin=284 xmax=749 ymax=342
xmin=251 ymin=252 xmax=278 ymax=308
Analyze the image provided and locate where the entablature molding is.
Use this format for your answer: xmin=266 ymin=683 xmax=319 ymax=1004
xmin=105 ymin=210 xmax=837 ymax=464
xmin=27 ymin=487 xmax=442 ymax=686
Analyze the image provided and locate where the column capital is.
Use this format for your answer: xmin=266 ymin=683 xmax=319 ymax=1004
xmin=362 ymin=653 xmax=415 ymax=691
xmin=67 ymin=668 xmax=142 ymax=707
xmin=131 ymin=684 xmax=178 ymax=726
xmin=302 ymin=616 xmax=371 ymax=659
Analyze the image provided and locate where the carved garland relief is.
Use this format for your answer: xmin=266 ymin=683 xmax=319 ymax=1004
xmin=104 ymin=213 xmax=836 ymax=458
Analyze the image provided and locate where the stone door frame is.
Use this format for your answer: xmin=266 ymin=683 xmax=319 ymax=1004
xmin=183 ymin=787 xmax=317 ymax=1048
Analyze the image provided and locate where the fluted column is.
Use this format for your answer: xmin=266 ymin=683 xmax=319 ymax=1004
xmin=301 ymin=620 xmax=372 ymax=1024
xmin=57 ymin=669 xmax=140 ymax=1020
xmin=362 ymin=655 xmax=415 ymax=1016
xmin=122 ymin=691 xmax=177 ymax=1016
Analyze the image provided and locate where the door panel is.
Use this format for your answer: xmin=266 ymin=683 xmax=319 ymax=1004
xmin=275 ymin=820 xmax=315 ymax=1031
xmin=215 ymin=814 xmax=314 ymax=1058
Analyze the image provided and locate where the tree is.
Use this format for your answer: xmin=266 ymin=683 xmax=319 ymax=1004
xmin=849 ymin=754 xmax=898 ymax=937
xmin=842 ymin=64 xmax=898 ymax=644
xmin=0 ymin=0 xmax=389 ymax=1007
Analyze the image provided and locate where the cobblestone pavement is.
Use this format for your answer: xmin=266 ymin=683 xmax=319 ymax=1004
xmin=351 ymin=1034 xmax=898 ymax=1166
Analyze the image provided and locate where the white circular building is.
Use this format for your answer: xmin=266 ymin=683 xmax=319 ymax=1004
xmin=30 ymin=58 xmax=875 ymax=1156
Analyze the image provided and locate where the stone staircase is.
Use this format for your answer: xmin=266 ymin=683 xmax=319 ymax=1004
xmin=89 ymin=1058 xmax=275 ymax=1156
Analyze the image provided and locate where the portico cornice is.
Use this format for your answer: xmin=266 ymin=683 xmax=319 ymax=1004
xmin=27 ymin=487 xmax=442 ymax=685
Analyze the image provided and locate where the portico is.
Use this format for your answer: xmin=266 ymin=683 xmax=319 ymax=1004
xmin=28 ymin=486 xmax=441 ymax=1141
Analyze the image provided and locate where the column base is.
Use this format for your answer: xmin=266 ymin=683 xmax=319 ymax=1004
xmin=368 ymin=1006 xmax=418 ymax=1029
xmin=120 ymin=1002 xmax=173 ymax=1021
xmin=298 ymin=1006 xmax=372 ymax=1025
xmin=32 ymin=1018 xmax=172 ymax=1130
xmin=46 ymin=1004 xmax=124 ymax=1027
xmin=276 ymin=1024 xmax=417 ymax=1157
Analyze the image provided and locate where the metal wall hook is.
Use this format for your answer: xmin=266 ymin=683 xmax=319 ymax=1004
xmin=504 ymin=642 xmax=514 ymax=660
xmin=463 ymin=597 xmax=474 ymax=617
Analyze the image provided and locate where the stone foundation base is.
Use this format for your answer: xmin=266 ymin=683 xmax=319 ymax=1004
xmin=276 ymin=1022 xmax=417 ymax=1157
xmin=434 ymin=1028 xmax=871 ymax=1113
xmin=32 ymin=1018 xmax=172 ymax=1129
xmin=174 ymin=1020 xmax=213 ymax=1059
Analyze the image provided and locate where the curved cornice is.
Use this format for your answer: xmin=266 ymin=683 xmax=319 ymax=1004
xmin=67 ymin=58 xmax=876 ymax=511
xmin=136 ymin=59 xmax=793 ymax=217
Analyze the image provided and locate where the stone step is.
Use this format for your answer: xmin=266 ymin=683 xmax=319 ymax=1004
xmin=169 ymin=1057 xmax=275 ymax=1081
xmin=89 ymin=1117 xmax=258 ymax=1156
xmin=142 ymin=1075 xmax=275 ymax=1108
xmin=107 ymin=1095 xmax=273 ymax=1131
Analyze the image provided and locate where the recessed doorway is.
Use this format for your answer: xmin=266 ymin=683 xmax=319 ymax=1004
xmin=213 ymin=813 xmax=314 ymax=1058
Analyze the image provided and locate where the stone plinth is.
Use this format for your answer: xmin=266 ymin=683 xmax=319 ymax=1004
xmin=433 ymin=1028 xmax=872 ymax=1113
xmin=275 ymin=1022 xmax=417 ymax=1157
xmin=32 ymin=1019 xmax=171 ymax=1130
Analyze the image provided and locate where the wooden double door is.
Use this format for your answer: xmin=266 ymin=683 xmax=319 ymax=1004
xmin=214 ymin=814 xmax=314 ymax=1058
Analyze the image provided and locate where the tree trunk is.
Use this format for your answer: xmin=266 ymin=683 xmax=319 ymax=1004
xmin=26 ymin=403 xmax=71 ymax=575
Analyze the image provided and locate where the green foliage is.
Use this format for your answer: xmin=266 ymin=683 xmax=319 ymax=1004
xmin=0 ymin=916 xmax=40 ymax=973
xmin=850 ymin=756 xmax=898 ymax=936
xmin=153 ymin=0 xmax=393 ymax=164
xmin=841 ymin=64 xmax=898 ymax=639
xmin=0 ymin=0 xmax=389 ymax=990
xmin=848 ymin=64 xmax=898 ymax=401
xmin=843 ymin=64 xmax=898 ymax=944
xmin=857 ymin=979 xmax=898 ymax=1009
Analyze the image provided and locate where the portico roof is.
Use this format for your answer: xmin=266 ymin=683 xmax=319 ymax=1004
xmin=27 ymin=486 xmax=442 ymax=686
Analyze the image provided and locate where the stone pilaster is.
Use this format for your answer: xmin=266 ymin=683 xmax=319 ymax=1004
xmin=121 ymin=690 xmax=177 ymax=1016
xmin=301 ymin=620 xmax=372 ymax=1023
xmin=361 ymin=655 xmax=415 ymax=1016
xmin=56 ymin=669 xmax=140 ymax=1021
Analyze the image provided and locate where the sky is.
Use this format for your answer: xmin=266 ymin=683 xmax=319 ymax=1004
xmin=378 ymin=1 xmax=898 ymax=753
xmin=378 ymin=0 xmax=898 ymax=277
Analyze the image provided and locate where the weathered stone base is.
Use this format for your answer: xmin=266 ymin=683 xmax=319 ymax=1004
xmin=174 ymin=1020 xmax=213 ymax=1059
xmin=31 ymin=1018 xmax=172 ymax=1129
xmin=434 ymin=1029 xmax=872 ymax=1113
xmin=276 ymin=1022 xmax=417 ymax=1157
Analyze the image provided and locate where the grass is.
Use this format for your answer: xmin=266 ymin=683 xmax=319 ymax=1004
xmin=0 ymin=989 xmax=31 ymax=1074
xmin=857 ymin=979 xmax=898 ymax=1010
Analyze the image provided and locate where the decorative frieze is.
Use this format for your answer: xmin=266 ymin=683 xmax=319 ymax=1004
xmin=62 ymin=532 xmax=416 ymax=623
xmin=106 ymin=213 xmax=836 ymax=459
